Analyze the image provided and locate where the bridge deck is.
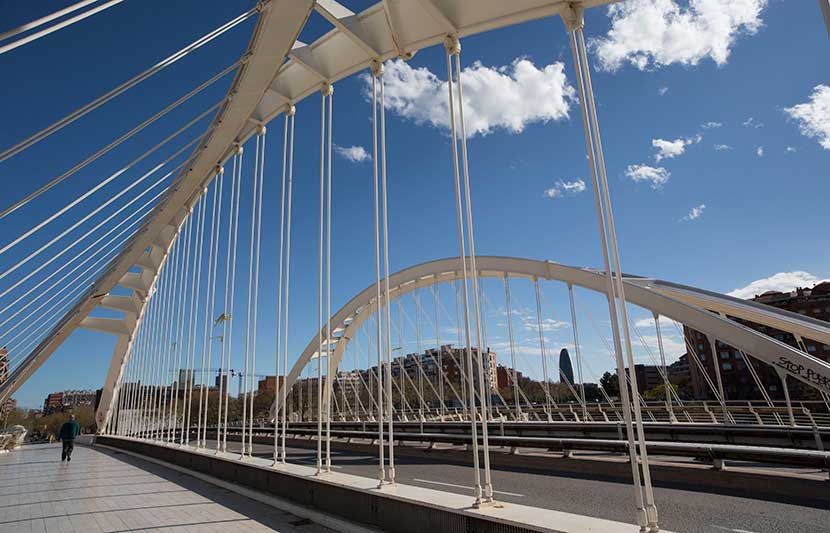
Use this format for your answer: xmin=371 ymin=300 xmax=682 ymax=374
xmin=0 ymin=443 xmax=332 ymax=533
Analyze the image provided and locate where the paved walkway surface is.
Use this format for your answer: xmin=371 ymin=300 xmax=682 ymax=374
xmin=0 ymin=443 xmax=334 ymax=533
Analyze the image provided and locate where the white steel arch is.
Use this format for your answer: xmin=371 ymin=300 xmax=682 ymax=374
xmin=275 ymin=255 xmax=830 ymax=417
xmin=1 ymin=0 xmax=626 ymax=415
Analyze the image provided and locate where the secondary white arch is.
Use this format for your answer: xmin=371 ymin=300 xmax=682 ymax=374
xmin=275 ymin=256 xmax=830 ymax=417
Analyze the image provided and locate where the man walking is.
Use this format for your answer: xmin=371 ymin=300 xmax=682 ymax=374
xmin=58 ymin=414 xmax=80 ymax=462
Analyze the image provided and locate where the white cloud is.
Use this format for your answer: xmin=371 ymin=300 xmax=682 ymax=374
xmin=544 ymin=179 xmax=586 ymax=199
xmin=625 ymin=164 xmax=670 ymax=188
xmin=633 ymin=333 xmax=688 ymax=363
xmin=634 ymin=316 xmax=682 ymax=331
xmin=591 ymin=0 xmax=767 ymax=72
xmin=334 ymin=145 xmax=370 ymax=163
xmin=652 ymin=135 xmax=701 ymax=161
xmin=680 ymin=203 xmax=706 ymax=221
xmin=786 ymin=145 xmax=797 ymax=153
xmin=523 ymin=317 xmax=570 ymax=332
xmin=756 ymin=146 xmax=764 ymax=157
xmin=743 ymin=116 xmax=764 ymax=128
xmin=728 ymin=271 xmax=828 ymax=300
xmin=713 ymin=144 xmax=732 ymax=151
xmin=701 ymin=121 xmax=722 ymax=129
xmin=658 ymin=86 xmax=669 ymax=96
xmin=369 ymin=58 xmax=574 ymax=138
xmin=784 ymin=84 xmax=830 ymax=150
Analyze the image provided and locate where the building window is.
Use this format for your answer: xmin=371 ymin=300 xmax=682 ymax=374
xmin=722 ymin=363 xmax=732 ymax=370
xmin=807 ymin=345 xmax=817 ymax=353
xmin=719 ymin=351 xmax=729 ymax=359
xmin=734 ymin=352 xmax=742 ymax=359
xmin=698 ymin=343 xmax=704 ymax=350
xmin=769 ymin=385 xmax=778 ymax=392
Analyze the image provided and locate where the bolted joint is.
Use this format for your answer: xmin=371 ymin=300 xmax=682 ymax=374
xmin=562 ymin=3 xmax=585 ymax=32
xmin=398 ymin=49 xmax=416 ymax=61
xmin=285 ymin=103 xmax=296 ymax=117
xmin=240 ymin=52 xmax=253 ymax=65
xmin=321 ymin=82 xmax=334 ymax=97
xmin=215 ymin=165 xmax=224 ymax=175
xmin=370 ymin=59 xmax=384 ymax=78
xmin=443 ymin=35 xmax=461 ymax=56
xmin=234 ymin=143 xmax=243 ymax=155
xmin=257 ymin=124 xmax=267 ymax=136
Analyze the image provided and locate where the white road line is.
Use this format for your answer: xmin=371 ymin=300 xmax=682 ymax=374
xmin=713 ymin=526 xmax=758 ymax=533
xmin=412 ymin=478 xmax=524 ymax=497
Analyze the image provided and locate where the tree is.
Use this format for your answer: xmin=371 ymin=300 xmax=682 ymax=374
xmin=600 ymin=371 xmax=619 ymax=396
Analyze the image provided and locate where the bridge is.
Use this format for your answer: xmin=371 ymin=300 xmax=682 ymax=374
xmin=1 ymin=1 xmax=829 ymax=532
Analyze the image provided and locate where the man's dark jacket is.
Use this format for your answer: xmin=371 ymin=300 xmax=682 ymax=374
xmin=59 ymin=420 xmax=80 ymax=441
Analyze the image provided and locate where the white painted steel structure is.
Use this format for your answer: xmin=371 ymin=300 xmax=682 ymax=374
xmin=278 ymin=256 xmax=830 ymax=413
xmin=3 ymin=2 xmax=830 ymax=531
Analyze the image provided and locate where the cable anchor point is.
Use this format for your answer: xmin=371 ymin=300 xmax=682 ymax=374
xmin=370 ymin=59 xmax=384 ymax=78
xmin=563 ymin=3 xmax=585 ymax=32
xmin=443 ymin=35 xmax=461 ymax=56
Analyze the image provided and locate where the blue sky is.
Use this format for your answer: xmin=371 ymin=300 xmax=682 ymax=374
xmin=1 ymin=1 xmax=828 ymax=408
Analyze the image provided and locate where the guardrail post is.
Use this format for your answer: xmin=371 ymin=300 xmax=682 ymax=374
xmin=748 ymin=403 xmax=763 ymax=425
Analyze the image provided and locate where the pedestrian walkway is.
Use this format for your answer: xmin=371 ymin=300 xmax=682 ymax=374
xmin=0 ymin=443 xmax=334 ymax=532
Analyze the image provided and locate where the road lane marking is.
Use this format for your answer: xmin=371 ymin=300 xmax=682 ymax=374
xmin=413 ymin=478 xmax=524 ymax=497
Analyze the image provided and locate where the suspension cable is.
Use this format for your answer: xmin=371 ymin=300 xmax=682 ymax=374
xmin=324 ymin=84 xmax=335 ymax=474
xmin=0 ymin=102 xmax=215 ymax=256
xmin=165 ymin=226 xmax=188 ymax=441
xmin=563 ymin=7 xmax=650 ymax=527
xmin=170 ymin=206 xmax=194 ymax=443
xmin=0 ymin=139 xmax=194 ymax=291
xmin=4 ymin=227 xmax=141 ymax=369
xmin=239 ymin=132 xmax=261 ymax=458
xmin=1 ymin=223 xmax=143 ymax=357
xmin=568 ymin=284 xmax=589 ymax=420
xmin=0 ymin=188 xmax=160 ymax=326
xmin=184 ymin=189 xmax=207 ymax=445
xmin=0 ymin=162 xmax=178 ymax=302
xmin=196 ymin=172 xmax=221 ymax=447
xmin=271 ymin=112 xmax=289 ymax=463
xmin=452 ymin=41 xmax=493 ymax=499
xmin=0 ymin=0 xmax=104 ymax=41
xmin=0 ymin=0 xmax=126 ymax=56
xmin=369 ymin=69 xmax=385 ymax=485
xmin=155 ymin=217 xmax=180 ymax=440
xmin=248 ymin=126 xmax=266 ymax=456
xmin=280 ymin=107 xmax=295 ymax=462
xmin=200 ymin=168 xmax=223 ymax=445
xmin=1 ymin=65 xmax=236 ymax=219
xmin=0 ymin=7 xmax=256 ymax=161
xmin=222 ymin=146 xmax=244 ymax=451
xmin=444 ymin=35 xmax=488 ymax=505
xmin=216 ymin=153 xmax=238 ymax=451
